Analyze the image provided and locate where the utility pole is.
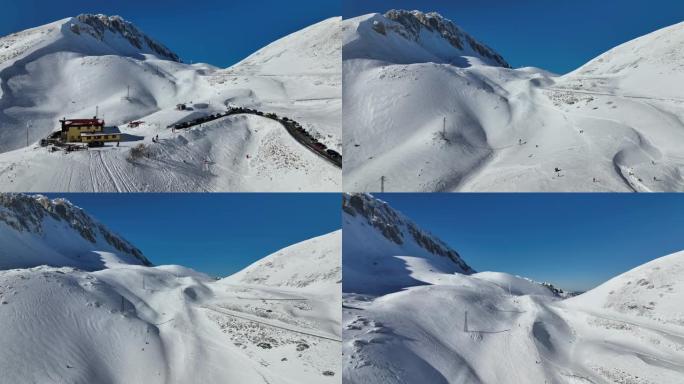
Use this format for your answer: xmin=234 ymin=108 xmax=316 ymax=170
xmin=380 ymin=175 xmax=385 ymax=193
xmin=26 ymin=121 xmax=31 ymax=147
xmin=464 ymin=310 xmax=468 ymax=332
xmin=95 ymin=105 xmax=99 ymax=118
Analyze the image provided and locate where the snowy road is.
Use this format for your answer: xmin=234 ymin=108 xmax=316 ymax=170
xmin=203 ymin=305 xmax=343 ymax=342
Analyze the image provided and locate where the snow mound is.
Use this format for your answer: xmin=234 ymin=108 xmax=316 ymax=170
xmin=0 ymin=193 xmax=149 ymax=270
xmin=472 ymin=271 xmax=564 ymax=298
xmin=343 ymin=193 xmax=473 ymax=294
xmin=223 ymin=230 xmax=341 ymax=289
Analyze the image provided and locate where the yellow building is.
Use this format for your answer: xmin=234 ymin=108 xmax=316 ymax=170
xmin=59 ymin=118 xmax=121 ymax=145
xmin=80 ymin=132 xmax=122 ymax=145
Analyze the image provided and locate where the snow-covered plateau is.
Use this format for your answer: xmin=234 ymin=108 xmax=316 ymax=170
xmin=343 ymin=10 xmax=684 ymax=192
xmin=0 ymin=194 xmax=341 ymax=383
xmin=342 ymin=193 xmax=684 ymax=383
xmin=0 ymin=14 xmax=341 ymax=192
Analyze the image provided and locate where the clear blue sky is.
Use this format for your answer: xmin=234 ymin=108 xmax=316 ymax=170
xmin=46 ymin=193 xmax=341 ymax=277
xmin=344 ymin=0 xmax=684 ymax=74
xmin=375 ymin=193 xmax=684 ymax=292
xmin=1 ymin=0 xmax=340 ymax=67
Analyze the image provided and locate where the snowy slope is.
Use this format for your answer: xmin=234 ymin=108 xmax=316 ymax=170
xmin=343 ymin=197 xmax=684 ymax=383
xmin=564 ymin=21 xmax=684 ymax=99
xmin=343 ymin=11 xmax=684 ymax=192
xmin=342 ymin=193 xmax=473 ymax=294
xmin=224 ymin=230 xmax=341 ymax=290
xmin=0 ymin=195 xmax=341 ymax=383
xmin=566 ymin=250 xmax=684 ymax=328
xmin=0 ymin=193 xmax=149 ymax=269
xmin=0 ymin=15 xmax=341 ymax=192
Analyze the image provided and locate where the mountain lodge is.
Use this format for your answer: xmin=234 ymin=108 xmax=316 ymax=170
xmin=59 ymin=118 xmax=121 ymax=145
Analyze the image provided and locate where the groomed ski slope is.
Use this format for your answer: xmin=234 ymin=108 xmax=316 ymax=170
xmin=342 ymin=194 xmax=684 ymax=383
xmin=0 ymin=15 xmax=341 ymax=192
xmin=343 ymin=11 xmax=684 ymax=192
xmin=0 ymin=195 xmax=342 ymax=383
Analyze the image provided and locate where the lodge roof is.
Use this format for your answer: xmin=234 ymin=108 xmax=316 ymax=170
xmin=60 ymin=118 xmax=105 ymax=127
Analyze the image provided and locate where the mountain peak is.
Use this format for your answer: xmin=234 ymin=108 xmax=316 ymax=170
xmin=343 ymin=193 xmax=472 ymax=271
xmin=69 ymin=13 xmax=181 ymax=62
xmin=383 ymin=9 xmax=509 ymax=67
xmin=343 ymin=193 xmax=473 ymax=294
xmin=0 ymin=193 xmax=150 ymax=270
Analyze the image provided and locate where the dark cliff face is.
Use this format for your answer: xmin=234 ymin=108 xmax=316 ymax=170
xmin=382 ymin=9 xmax=510 ymax=68
xmin=342 ymin=193 xmax=474 ymax=273
xmin=0 ymin=193 xmax=151 ymax=266
xmin=71 ymin=14 xmax=181 ymax=62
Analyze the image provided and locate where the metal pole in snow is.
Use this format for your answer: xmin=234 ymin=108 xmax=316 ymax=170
xmin=380 ymin=176 xmax=385 ymax=193
xmin=464 ymin=310 xmax=468 ymax=332
xmin=443 ymin=116 xmax=446 ymax=137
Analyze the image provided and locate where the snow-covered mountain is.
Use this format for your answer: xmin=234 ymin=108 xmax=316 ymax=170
xmin=224 ymin=230 xmax=341 ymax=289
xmin=343 ymin=10 xmax=508 ymax=67
xmin=227 ymin=16 xmax=340 ymax=76
xmin=0 ymin=193 xmax=149 ymax=269
xmin=342 ymin=195 xmax=684 ymax=383
xmin=565 ymin=21 xmax=684 ymax=99
xmin=566 ymin=250 xmax=684 ymax=328
xmin=0 ymin=15 xmax=341 ymax=192
xmin=343 ymin=11 xmax=684 ymax=192
xmin=0 ymin=194 xmax=341 ymax=383
xmin=343 ymin=193 xmax=472 ymax=294
xmin=0 ymin=14 xmax=192 ymax=152
xmin=69 ymin=14 xmax=181 ymax=61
